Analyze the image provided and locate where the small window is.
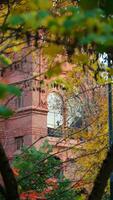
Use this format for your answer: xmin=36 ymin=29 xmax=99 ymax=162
xmin=15 ymin=136 xmax=24 ymax=150
xmin=15 ymin=94 xmax=24 ymax=108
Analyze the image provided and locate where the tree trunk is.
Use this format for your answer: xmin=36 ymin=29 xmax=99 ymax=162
xmin=0 ymin=142 xmax=20 ymax=200
xmin=88 ymin=145 xmax=113 ymax=200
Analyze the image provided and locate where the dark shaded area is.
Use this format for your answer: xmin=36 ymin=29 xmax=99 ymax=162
xmin=88 ymin=144 xmax=113 ymax=200
xmin=0 ymin=142 xmax=20 ymax=200
xmin=70 ymin=117 xmax=83 ymax=128
xmin=48 ymin=127 xmax=62 ymax=137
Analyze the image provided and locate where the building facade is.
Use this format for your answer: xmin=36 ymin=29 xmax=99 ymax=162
xmin=0 ymin=48 xmax=79 ymax=175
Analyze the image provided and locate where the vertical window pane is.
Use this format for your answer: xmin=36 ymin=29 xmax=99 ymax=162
xmin=47 ymin=93 xmax=63 ymax=129
xmin=67 ymin=97 xmax=82 ymax=128
xmin=15 ymin=93 xmax=24 ymax=108
xmin=15 ymin=136 xmax=24 ymax=150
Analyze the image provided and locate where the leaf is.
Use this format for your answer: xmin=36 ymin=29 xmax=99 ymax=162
xmin=0 ymin=106 xmax=13 ymax=118
xmin=8 ymin=15 xmax=24 ymax=26
xmin=34 ymin=0 xmax=52 ymax=9
xmin=7 ymin=85 xmax=21 ymax=96
xmin=73 ymin=53 xmax=88 ymax=65
xmin=46 ymin=63 xmax=62 ymax=78
xmin=0 ymin=54 xmax=12 ymax=65
xmin=0 ymin=83 xmax=21 ymax=99
xmin=37 ymin=10 xmax=50 ymax=27
xmin=96 ymin=44 xmax=108 ymax=53
xmin=12 ymin=168 xmax=19 ymax=176
xmin=108 ymin=68 xmax=113 ymax=76
xmin=43 ymin=44 xmax=63 ymax=57
xmin=22 ymin=12 xmax=38 ymax=29
xmin=80 ymin=0 xmax=99 ymax=10
xmin=0 ymin=83 xmax=7 ymax=98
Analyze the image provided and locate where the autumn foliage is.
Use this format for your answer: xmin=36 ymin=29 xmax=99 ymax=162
xmin=12 ymin=146 xmax=81 ymax=200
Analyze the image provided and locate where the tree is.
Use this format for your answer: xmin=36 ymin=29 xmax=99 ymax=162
xmin=1 ymin=0 xmax=113 ymax=200
xmin=12 ymin=145 xmax=82 ymax=200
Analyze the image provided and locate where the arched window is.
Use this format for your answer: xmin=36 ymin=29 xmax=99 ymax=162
xmin=47 ymin=93 xmax=63 ymax=136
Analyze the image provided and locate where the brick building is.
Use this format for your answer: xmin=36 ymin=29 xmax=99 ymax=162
xmin=0 ymin=49 xmax=79 ymax=177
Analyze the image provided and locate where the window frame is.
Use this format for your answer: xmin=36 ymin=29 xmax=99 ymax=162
xmin=15 ymin=92 xmax=24 ymax=108
xmin=15 ymin=136 xmax=24 ymax=150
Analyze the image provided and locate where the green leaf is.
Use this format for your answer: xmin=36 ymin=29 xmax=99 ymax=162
xmin=0 ymin=106 xmax=13 ymax=118
xmin=46 ymin=63 xmax=62 ymax=78
xmin=22 ymin=12 xmax=38 ymax=29
xmin=96 ymin=45 xmax=109 ymax=53
xmin=7 ymin=85 xmax=21 ymax=96
xmin=37 ymin=10 xmax=50 ymax=21
xmin=0 ymin=54 xmax=12 ymax=65
xmin=8 ymin=15 xmax=24 ymax=26
xmin=0 ymin=84 xmax=7 ymax=98
xmin=0 ymin=84 xmax=21 ymax=99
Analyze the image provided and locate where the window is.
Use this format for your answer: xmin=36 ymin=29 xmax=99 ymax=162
xmin=15 ymin=93 xmax=24 ymax=108
xmin=15 ymin=136 xmax=24 ymax=150
xmin=47 ymin=93 xmax=63 ymax=137
xmin=47 ymin=93 xmax=63 ymax=129
xmin=67 ymin=97 xmax=83 ymax=128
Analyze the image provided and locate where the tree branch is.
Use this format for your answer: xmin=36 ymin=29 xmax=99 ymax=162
xmin=88 ymin=144 xmax=113 ymax=200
